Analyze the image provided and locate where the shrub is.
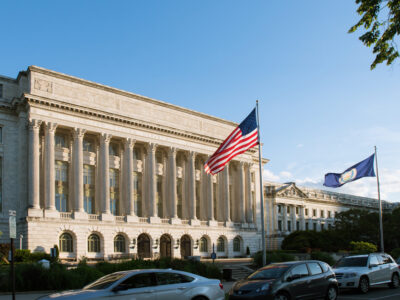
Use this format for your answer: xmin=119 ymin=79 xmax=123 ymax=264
xmin=391 ymin=248 xmax=400 ymax=260
xmin=310 ymin=252 xmax=335 ymax=266
xmin=253 ymin=251 xmax=296 ymax=268
xmin=349 ymin=241 xmax=377 ymax=254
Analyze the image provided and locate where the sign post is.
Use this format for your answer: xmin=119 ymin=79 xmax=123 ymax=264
xmin=9 ymin=210 xmax=16 ymax=300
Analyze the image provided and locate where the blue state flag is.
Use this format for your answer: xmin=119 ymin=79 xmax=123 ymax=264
xmin=324 ymin=154 xmax=375 ymax=188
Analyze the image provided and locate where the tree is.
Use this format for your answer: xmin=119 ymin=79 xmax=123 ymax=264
xmin=349 ymin=0 xmax=400 ymax=69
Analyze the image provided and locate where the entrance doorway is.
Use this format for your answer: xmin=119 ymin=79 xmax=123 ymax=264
xmin=160 ymin=234 xmax=172 ymax=258
xmin=137 ymin=234 xmax=151 ymax=259
xmin=180 ymin=235 xmax=192 ymax=258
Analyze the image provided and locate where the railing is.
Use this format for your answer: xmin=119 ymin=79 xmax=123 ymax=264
xmin=200 ymin=221 xmax=208 ymax=226
xmin=161 ymin=218 xmax=170 ymax=224
xmin=115 ymin=216 xmax=125 ymax=222
xmin=88 ymin=214 xmax=100 ymax=221
xmin=139 ymin=217 xmax=148 ymax=223
xmin=60 ymin=212 xmax=72 ymax=219
xmin=181 ymin=219 xmax=189 ymax=225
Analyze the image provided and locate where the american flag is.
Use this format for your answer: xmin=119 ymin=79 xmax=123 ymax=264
xmin=204 ymin=108 xmax=259 ymax=175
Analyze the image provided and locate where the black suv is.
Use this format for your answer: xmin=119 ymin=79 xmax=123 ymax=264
xmin=228 ymin=260 xmax=338 ymax=300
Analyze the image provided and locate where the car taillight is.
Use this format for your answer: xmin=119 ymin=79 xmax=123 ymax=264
xmin=219 ymin=282 xmax=224 ymax=290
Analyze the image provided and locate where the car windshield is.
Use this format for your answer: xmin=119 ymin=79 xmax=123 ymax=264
xmin=247 ymin=265 xmax=290 ymax=280
xmin=336 ymin=257 xmax=368 ymax=268
xmin=83 ymin=273 xmax=127 ymax=290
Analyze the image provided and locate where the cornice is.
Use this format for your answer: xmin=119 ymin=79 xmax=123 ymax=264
xmin=24 ymin=93 xmax=258 ymax=157
xmin=28 ymin=65 xmax=238 ymax=127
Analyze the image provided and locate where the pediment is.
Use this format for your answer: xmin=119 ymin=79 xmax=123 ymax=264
xmin=276 ymin=183 xmax=308 ymax=199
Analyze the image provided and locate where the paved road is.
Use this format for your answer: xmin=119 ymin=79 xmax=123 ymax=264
xmin=338 ymin=287 xmax=400 ymax=300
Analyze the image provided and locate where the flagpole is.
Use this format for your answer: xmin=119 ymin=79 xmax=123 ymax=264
xmin=256 ymin=100 xmax=266 ymax=266
xmin=375 ymin=146 xmax=384 ymax=252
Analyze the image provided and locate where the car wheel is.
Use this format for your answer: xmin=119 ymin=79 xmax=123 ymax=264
xmin=358 ymin=276 xmax=369 ymax=294
xmin=192 ymin=297 xmax=208 ymax=300
xmin=390 ymin=273 xmax=400 ymax=289
xmin=274 ymin=291 xmax=290 ymax=300
xmin=325 ymin=285 xmax=338 ymax=300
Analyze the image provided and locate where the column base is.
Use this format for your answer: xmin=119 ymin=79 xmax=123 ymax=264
xmin=73 ymin=211 xmax=88 ymax=220
xmin=101 ymin=213 xmax=114 ymax=221
xmin=28 ymin=208 xmax=43 ymax=218
xmin=149 ymin=216 xmax=161 ymax=224
xmin=248 ymin=223 xmax=256 ymax=229
xmin=44 ymin=209 xmax=60 ymax=218
xmin=190 ymin=219 xmax=200 ymax=226
xmin=241 ymin=222 xmax=249 ymax=228
xmin=126 ymin=215 xmax=139 ymax=223
xmin=225 ymin=221 xmax=234 ymax=227
xmin=170 ymin=218 xmax=181 ymax=225
xmin=208 ymin=220 xmax=218 ymax=227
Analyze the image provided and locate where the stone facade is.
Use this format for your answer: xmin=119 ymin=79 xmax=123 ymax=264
xmin=264 ymin=182 xmax=398 ymax=250
xmin=0 ymin=66 xmax=264 ymax=260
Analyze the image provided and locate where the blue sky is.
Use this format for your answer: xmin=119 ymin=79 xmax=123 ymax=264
xmin=2 ymin=1 xmax=399 ymax=202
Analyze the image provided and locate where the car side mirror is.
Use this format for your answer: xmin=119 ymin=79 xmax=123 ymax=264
xmin=112 ymin=284 xmax=130 ymax=292
xmin=286 ymin=276 xmax=293 ymax=282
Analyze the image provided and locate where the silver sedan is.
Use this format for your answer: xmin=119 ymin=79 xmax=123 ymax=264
xmin=38 ymin=269 xmax=225 ymax=300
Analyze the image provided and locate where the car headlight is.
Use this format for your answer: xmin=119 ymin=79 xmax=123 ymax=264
xmin=343 ymin=273 xmax=357 ymax=278
xmin=256 ymin=283 xmax=270 ymax=293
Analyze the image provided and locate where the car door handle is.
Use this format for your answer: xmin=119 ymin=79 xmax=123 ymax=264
xmin=178 ymin=287 xmax=187 ymax=290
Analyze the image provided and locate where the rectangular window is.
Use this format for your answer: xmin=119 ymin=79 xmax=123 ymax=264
xmin=313 ymin=209 xmax=317 ymax=217
xmin=313 ymin=223 xmax=317 ymax=231
xmin=133 ymin=172 xmax=142 ymax=217
xmin=305 ymin=222 xmax=309 ymax=230
xmin=278 ymin=220 xmax=282 ymax=231
xmin=213 ymin=182 xmax=217 ymax=220
xmin=110 ymin=169 xmax=119 ymax=215
xmin=83 ymin=165 xmax=95 ymax=214
xmin=287 ymin=220 xmax=291 ymax=232
xmin=296 ymin=221 xmax=300 ymax=230
xmin=196 ymin=181 xmax=200 ymax=219
xmin=55 ymin=134 xmax=67 ymax=148
xmin=278 ymin=205 xmax=282 ymax=213
xmin=296 ymin=207 xmax=299 ymax=214
xmin=83 ymin=138 xmax=94 ymax=152
xmin=328 ymin=211 xmax=331 ymax=218
xmin=156 ymin=175 xmax=163 ymax=218
xmin=321 ymin=210 xmax=325 ymax=218
xmin=55 ymin=161 xmax=68 ymax=212
xmin=177 ymin=178 xmax=183 ymax=219
xmin=305 ymin=208 xmax=308 ymax=216
xmin=0 ymin=84 xmax=3 ymax=98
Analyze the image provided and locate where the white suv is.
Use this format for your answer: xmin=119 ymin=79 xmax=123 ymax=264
xmin=333 ymin=253 xmax=400 ymax=293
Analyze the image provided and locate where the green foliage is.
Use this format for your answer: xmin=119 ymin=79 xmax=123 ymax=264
xmin=349 ymin=241 xmax=377 ymax=254
xmin=281 ymin=230 xmax=346 ymax=252
xmin=391 ymin=248 xmax=400 ymax=260
xmin=310 ymin=252 xmax=335 ymax=266
xmin=253 ymin=251 xmax=296 ymax=268
xmin=349 ymin=0 xmax=400 ymax=69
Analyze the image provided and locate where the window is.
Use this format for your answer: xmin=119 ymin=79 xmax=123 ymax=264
xmin=381 ymin=255 xmax=393 ymax=264
xmin=109 ymin=143 xmax=118 ymax=156
xmin=156 ymin=175 xmax=163 ymax=218
xmin=369 ymin=255 xmax=379 ymax=266
xmin=321 ymin=210 xmax=325 ymax=218
xmin=83 ymin=165 xmax=95 ymax=214
xmin=305 ymin=208 xmax=308 ymax=216
xmin=110 ymin=169 xmax=119 ymax=215
xmin=88 ymin=234 xmax=100 ymax=253
xmin=55 ymin=134 xmax=67 ymax=148
xmin=313 ymin=209 xmax=317 ymax=217
xmin=213 ymin=181 xmax=217 ymax=219
xmin=290 ymin=264 xmax=309 ymax=278
xmin=118 ymin=273 xmax=156 ymax=289
xmin=305 ymin=222 xmax=309 ymax=230
xmin=328 ymin=211 xmax=332 ymax=218
xmin=296 ymin=221 xmax=300 ymax=230
xmin=155 ymin=272 xmax=194 ymax=285
xmin=195 ymin=180 xmax=200 ymax=219
xmin=0 ymin=84 xmax=3 ymax=98
xmin=199 ymin=237 xmax=208 ymax=252
xmin=177 ymin=178 xmax=183 ymax=218
xmin=287 ymin=220 xmax=291 ymax=232
xmin=278 ymin=205 xmax=282 ymax=213
xmin=133 ymin=172 xmax=142 ymax=217
xmin=319 ymin=262 xmax=330 ymax=273
xmin=278 ymin=220 xmax=282 ymax=231
xmin=233 ymin=237 xmax=241 ymax=252
xmin=217 ymin=237 xmax=225 ymax=252
xmin=114 ymin=235 xmax=125 ymax=253
xmin=83 ymin=138 xmax=94 ymax=152
xmin=59 ymin=233 xmax=73 ymax=252
xmin=296 ymin=207 xmax=299 ymax=214
xmin=55 ymin=161 xmax=68 ymax=212
xmin=313 ymin=223 xmax=317 ymax=231
xmin=308 ymin=262 xmax=323 ymax=275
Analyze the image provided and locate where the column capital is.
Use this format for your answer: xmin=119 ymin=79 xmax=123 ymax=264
xmin=44 ymin=121 xmax=58 ymax=133
xmin=28 ymin=119 xmax=42 ymax=131
xmin=100 ymin=132 xmax=112 ymax=144
xmin=147 ymin=142 xmax=157 ymax=153
xmin=124 ymin=138 xmax=136 ymax=149
xmin=73 ymin=128 xmax=86 ymax=139
xmin=168 ymin=146 xmax=177 ymax=157
xmin=188 ymin=150 xmax=196 ymax=160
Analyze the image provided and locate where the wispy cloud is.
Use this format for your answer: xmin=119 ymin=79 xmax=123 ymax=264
xmin=296 ymin=143 xmax=304 ymax=148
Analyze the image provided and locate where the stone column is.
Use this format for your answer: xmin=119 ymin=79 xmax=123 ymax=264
xmin=169 ymin=147 xmax=180 ymax=224
xmin=44 ymin=122 xmax=58 ymax=216
xmin=246 ymin=164 xmax=252 ymax=223
xmin=28 ymin=119 xmax=42 ymax=216
xmin=300 ymin=206 xmax=306 ymax=230
xmin=207 ymin=173 xmax=217 ymax=226
xmin=238 ymin=162 xmax=246 ymax=223
xmin=125 ymin=138 xmax=138 ymax=222
xmin=282 ymin=205 xmax=288 ymax=232
xmin=147 ymin=143 xmax=159 ymax=222
xmin=188 ymin=151 xmax=199 ymax=225
xmin=224 ymin=164 xmax=231 ymax=224
xmin=275 ymin=204 xmax=280 ymax=232
xmin=72 ymin=128 xmax=86 ymax=219
xmin=100 ymin=133 xmax=113 ymax=220
xmin=291 ymin=206 xmax=297 ymax=231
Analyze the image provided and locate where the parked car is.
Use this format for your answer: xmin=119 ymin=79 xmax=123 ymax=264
xmin=397 ymin=257 xmax=400 ymax=269
xmin=228 ymin=260 xmax=338 ymax=300
xmin=38 ymin=269 xmax=225 ymax=300
xmin=333 ymin=253 xmax=400 ymax=293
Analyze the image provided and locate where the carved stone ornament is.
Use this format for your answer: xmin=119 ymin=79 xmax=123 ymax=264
xmin=29 ymin=119 xmax=42 ymax=131
xmin=34 ymin=78 xmax=53 ymax=93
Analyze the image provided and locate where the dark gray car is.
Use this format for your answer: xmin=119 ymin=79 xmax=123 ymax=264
xmin=228 ymin=260 xmax=338 ymax=300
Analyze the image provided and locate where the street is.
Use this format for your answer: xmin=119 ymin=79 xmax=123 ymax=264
xmin=338 ymin=287 xmax=400 ymax=300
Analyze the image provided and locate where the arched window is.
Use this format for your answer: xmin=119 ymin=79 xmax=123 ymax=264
xmin=88 ymin=234 xmax=100 ymax=253
xmin=114 ymin=235 xmax=126 ymax=253
xmin=217 ymin=237 xmax=225 ymax=252
xmin=199 ymin=237 xmax=208 ymax=252
xmin=59 ymin=233 xmax=73 ymax=252
xmin=233 ymin=237 xmax=241 ymax=252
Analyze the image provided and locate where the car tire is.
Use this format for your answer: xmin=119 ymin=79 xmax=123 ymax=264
xmin=192 ymin=297 xmax=208 ymax=300
xmin=325 ymin=285 xmax=338 ymax=300
xmin=358 ymin=276 xmax=369 ymax=294
xmin=274 ymin=291 xmax=290 ymax=300
xmin=389 ymin=273 xmax=400 ymax=289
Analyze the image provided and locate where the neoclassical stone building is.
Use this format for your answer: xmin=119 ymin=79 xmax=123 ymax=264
xmin=0 ymin=66 xmax=265 ymax=260
xmin=264 ymin=181 xmax=398 ymax=250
